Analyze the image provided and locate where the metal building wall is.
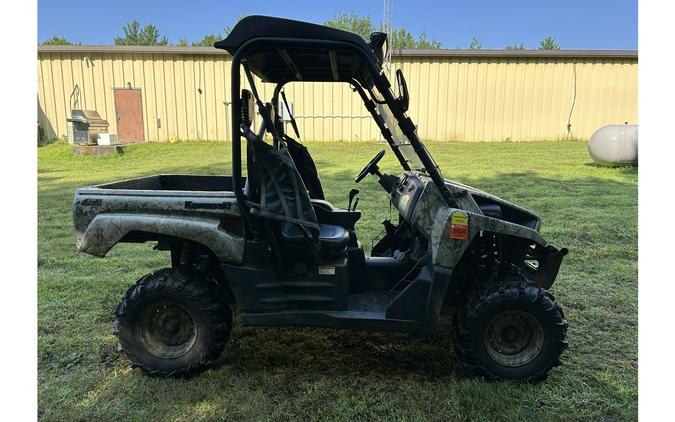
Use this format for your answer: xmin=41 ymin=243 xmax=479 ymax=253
xmin=37 ymin=46 xmax=637 ymax=142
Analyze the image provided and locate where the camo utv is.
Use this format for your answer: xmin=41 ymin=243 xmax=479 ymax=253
xmin=73 ymin=16 xmax=568 ymax=381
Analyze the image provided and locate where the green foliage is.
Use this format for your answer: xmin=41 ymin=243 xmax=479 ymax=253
xmin=539 ymin=36 xmax=560 ymax=50
xmin=390 ymin=29 xmax=442 ymax=49
xmin=505 ymin=43 xmax=525 ymax=50
xmin=416 ymin=33 xmax=442 ymax=49
xmin=175 ymin=16 xmax=240 ymax=47
xmin=469 ymin=37 xmax=482 ymax=49
xmin=38 ymin=140 xmax=636 ymax=421
xmin=191 ymin=34 xmax=222 ymax=47
xmin=324 ymin=12 xmax=376 ymax=40
xmin=41 ymin=36 xmax=72 ymax=45
xmin=224 ymin=16 xmax=245 ymax=37
xmin=324 ymin=12 xmax=442 ymax=49
xmin=114 ymin=20 xmax=168 ymax=46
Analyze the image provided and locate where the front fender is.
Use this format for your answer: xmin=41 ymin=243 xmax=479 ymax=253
xmin=430 ymin=209 xmax=548 ymax=269
xmin=520 ymin=244 xmax=569 ymax=289
xmin=76 ymin=213 xmax=245 ymax=264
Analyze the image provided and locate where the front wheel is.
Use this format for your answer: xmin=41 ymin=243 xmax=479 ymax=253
xmin=452 ymin=281 xmax=568 ymax=381
xmin=114 ymin=268 xmax=232 ymax=376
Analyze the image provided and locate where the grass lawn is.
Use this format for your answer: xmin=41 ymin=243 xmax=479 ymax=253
xmin=38 ymin=140 xmax=637 ymax=421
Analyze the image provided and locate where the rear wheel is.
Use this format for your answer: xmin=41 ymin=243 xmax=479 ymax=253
xmin=452 ymin=281 xmax=567 ymax=381
xmin=114 ymin=268 xmax=232 ymax=376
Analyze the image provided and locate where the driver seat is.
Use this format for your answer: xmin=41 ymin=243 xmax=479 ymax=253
xmin=279 ymin=222 xmax=350 ymax=259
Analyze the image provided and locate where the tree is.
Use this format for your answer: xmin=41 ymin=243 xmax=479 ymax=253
xmin=191 ymin=34 xmax=222 ymax=47
xmin=41 ymin=36 xmax=72 ymax=45
xmin=415 ymin=33 xmax=442 ymax=49
xmin=115 ymin=20 xmax=168 ymax=46
xmin=505 ymin=43 xmax=525 ymax=50
xmin=175 ymin=38 xmax=189 ymax=47
xmin=469 ymin=37 xmax=482 ymax=49
xmin=324 ymin=12 xmax=375 ymax=40
xmin=324 ymin=12 xmax=442 ymax=49
xmin=390 ymin=29 xmax=441 ymax=49
xmin=538 ymin=36 xmax=560 ymax=50
xmin=390 ymin=28 xmax=415 ymax=49
xmin=224 ymin=16 xmax=245 ymax=37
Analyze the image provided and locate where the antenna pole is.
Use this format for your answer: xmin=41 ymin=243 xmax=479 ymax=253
xmin=383 ymin=0 xmax=393 ymax=77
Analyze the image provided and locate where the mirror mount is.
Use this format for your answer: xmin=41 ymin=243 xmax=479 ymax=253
xmin=368 ymin=32 xmax=389 ymax=67
xmin=395 ymin=69 xmax=410 ymax=112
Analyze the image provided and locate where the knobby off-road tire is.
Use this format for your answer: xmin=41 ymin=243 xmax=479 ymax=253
xmin=452 ymin=281 xmax=568 ymax=382
xmin=114 ymin=268 xmax=232 ymax=377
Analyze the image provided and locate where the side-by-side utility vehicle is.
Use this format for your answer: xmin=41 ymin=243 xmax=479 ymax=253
xmin=73 ymin=16 xmax=568 ymax=381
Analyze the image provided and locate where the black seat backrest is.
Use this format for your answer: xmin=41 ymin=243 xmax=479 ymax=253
xmin=247 ymin=137 xmax=319 ymax=234
xmin=284 ymin=134 xmax=325 ymax=200
xmin=239 ymin=87 xmax=321 ymax=265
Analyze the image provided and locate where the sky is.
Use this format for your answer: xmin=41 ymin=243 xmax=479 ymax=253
xmin=38 ymin=0 xmax=637 ymax=50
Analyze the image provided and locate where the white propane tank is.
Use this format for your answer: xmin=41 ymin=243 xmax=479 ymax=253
xmin=588 ymin=124 xmax=638 ymax=166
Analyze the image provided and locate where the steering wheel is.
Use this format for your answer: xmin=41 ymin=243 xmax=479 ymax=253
xmin=354 ymin=150 xmax=386 ymax=183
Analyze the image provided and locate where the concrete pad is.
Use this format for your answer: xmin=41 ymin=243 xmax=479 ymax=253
xmin=71 ymin=144 xmax=124 ymax=156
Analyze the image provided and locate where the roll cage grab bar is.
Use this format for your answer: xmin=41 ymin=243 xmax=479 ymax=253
xmin=230 ymin=37 xmax=457 ymax=235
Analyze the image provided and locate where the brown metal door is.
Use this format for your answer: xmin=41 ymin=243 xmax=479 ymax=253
xmin=114 ymin=88 xmax=145 ymax=142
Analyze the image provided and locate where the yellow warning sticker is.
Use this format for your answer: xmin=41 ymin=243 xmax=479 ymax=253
xmin=449 ymin=211 xmax=469 ymax=240
xmin=450 ymin=212 xmax=468 ymax=226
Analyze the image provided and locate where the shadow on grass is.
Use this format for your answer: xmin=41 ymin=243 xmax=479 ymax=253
xmin=212 ymin=320 xmax=463 ymax=381
xmin=583 ymin=162 xmax=638 ymax=170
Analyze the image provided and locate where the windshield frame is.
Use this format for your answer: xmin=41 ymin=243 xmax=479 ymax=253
xmin=376 ymin=101 xmax=428 ymax=171
xmin=354 ymin=68 xmax=458 ymax=208
xmin=351 ymin=73 xmax=442 ymax=177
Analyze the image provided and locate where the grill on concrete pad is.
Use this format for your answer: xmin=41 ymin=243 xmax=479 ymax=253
xmin=67 ymin=110 xmax=110 ymax=145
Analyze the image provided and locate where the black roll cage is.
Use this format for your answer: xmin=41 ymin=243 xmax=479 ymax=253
xmin=230 ymin=37 xmax=457 ymax=235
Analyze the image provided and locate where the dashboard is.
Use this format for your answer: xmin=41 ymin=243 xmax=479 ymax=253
xmin=389 ymin=173 xmax=425 ymax=222
xmin=388 ymin=172 xmax=542 ymax=233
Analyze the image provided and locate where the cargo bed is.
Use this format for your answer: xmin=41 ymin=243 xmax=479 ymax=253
xmin=72 ymin=174 xmax=245 ymax=262
xmin=96 ymin=174 xmax=242 ymax=193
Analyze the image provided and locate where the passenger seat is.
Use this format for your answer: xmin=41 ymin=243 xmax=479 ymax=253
xmin=279 ymin=222 xmax=350 ymax=259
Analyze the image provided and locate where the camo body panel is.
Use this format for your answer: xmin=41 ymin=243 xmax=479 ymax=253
xmin=411 ymin=177 xmax=546 ymax=270
xmin=73 ymin=189 xmax=245 ymax=264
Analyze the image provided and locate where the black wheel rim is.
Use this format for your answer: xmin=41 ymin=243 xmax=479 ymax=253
xmin=484 ymin=310 xmax=544 ymax=367
xmin=137 ymin=302 xmax=197 ymax=359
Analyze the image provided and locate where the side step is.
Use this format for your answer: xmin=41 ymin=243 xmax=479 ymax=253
xmin=240 ymin=309 xmax=428 ymax=334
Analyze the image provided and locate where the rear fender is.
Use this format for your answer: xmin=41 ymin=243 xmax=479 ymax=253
xmin=76 ymin=213 xmax=245 ymax=264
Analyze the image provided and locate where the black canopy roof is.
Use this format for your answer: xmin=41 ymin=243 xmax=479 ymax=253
xmin=214 ymin=16 xmax=380 ymax=84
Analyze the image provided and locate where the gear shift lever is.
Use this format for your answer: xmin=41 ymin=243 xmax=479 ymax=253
xmin=348 ymin=189 xmax=359 ymax=211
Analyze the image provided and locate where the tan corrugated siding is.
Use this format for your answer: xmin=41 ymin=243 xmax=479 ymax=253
xmin=37 ymin=47 xmax=637 ymax=142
